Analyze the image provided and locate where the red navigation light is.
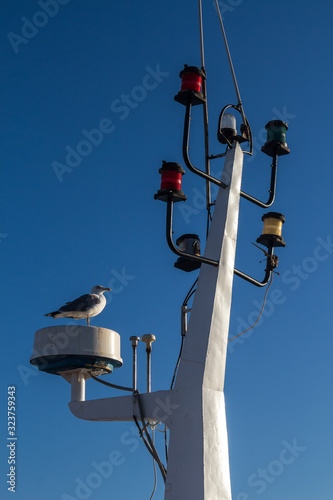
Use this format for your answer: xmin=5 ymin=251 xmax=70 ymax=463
xmin=174 ymin=65 xmax=206 ymax=106
xmin=154 ymin=162 xmax=187 ymax=203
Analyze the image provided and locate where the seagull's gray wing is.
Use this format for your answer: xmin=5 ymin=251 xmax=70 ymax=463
xmin=59 ymin=294 xmax=101 ymax=313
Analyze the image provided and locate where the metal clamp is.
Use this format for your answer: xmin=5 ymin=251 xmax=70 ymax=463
xmin=234 ymin=246 xmax=276 ymax=287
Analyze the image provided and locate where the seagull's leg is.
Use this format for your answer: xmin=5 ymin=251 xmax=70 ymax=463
xmin=87 ymin=317 xmax=90 ymax=326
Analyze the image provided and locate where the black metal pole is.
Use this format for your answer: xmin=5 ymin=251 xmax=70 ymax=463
xmin=182 ymin=103 xmax=228 ymax=189
xmin=202 ymin=78 xmax=211 ymax=213
xmin=166 ymin=198 xmax=218 ymax=267
xmin=233 ymin=246 xmax=275 ymax=287
xmin=240 ymin=154 xmax=278 ymax=208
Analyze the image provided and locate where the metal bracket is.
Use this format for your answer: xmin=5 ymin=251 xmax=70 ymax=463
xmin=240 ymin=153 xmax=278 ymax=208
xmin=183 ymin=103 xmax=228 ymax=189
xmin=217 ymin=104 xmax=252 ymax=152
xmin=234 ymin=246 xmax=276 ymax=287
xmin=166 ymin=198 xmax=218 ymax=267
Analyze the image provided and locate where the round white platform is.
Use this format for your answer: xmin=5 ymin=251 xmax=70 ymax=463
xmin=30 ymin=325 xmax=123 ymax=375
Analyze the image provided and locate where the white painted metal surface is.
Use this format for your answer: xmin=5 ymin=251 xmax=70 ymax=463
xmin=69 ymin=389 xmax=173 ymax=422
xmin=68 ymin=143 xmax=244 ymax=499
xmin=165 ymin=142 xmax=244 ymax=499
xmin=68 ymin=370 xmax=90 ymax=402
xmin=30 ymin=325 xmax=123 ymax=367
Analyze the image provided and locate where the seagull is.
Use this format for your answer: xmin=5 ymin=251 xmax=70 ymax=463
xmin=44 ymin=285 xmax=111 ymax=326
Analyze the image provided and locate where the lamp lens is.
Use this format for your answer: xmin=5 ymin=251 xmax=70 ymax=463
xmin=181 ymin=72 xmax=202 ymax=93
xmin=220 ymin=113 xmax=237 ymax=136
xmin=178 ymin=239 xmax=186 ymax=252
xmin=263 ymin=217 xmax=283 ymax=236
xmin=266 ymin=120 xmax=287 ymax=144
xmin=176 ymin=234 xmax=201 ymax=255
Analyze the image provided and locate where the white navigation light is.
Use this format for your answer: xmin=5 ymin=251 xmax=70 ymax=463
xmin=218 ymin=112 xmax=237 ymax=144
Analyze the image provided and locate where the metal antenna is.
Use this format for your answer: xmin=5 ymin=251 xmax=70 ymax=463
xmin=130 ymin=336 xmax=140 ymax=400
xmin=141 ymin=334 xmax=156 ymax=393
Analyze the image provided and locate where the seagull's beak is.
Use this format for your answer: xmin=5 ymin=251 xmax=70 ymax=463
xmin=104 ymin=287 xmax=111 ymax=291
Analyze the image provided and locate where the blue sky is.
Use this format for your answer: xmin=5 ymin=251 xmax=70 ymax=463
xmin=1 ymin=0 xmax=333 ymax=499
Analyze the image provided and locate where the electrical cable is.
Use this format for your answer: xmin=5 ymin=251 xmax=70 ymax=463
xmin=170 ymin=277 xmax=198 ymax=389
xmin=134 ymin=391 xmax=167 ymax=482
xmin=185 ymin=288 xmax=196 ymax=304
xmin=133 ymin=414 xmax=161 ymax=463
xmin=90 ymin=374 xmax=166 ymax=482
xmin=149 ymin=426 xmax=157 ymax=500
xmin=164 ymin=426 xmax=168 ymax=464
xmin=133 ymin=413 xmax=165 ymax=480
xmin=150 ymin=420 xmax=168 ymax=466
xmin=165 ymin=276 xmax=200 ymax=463
xmin=228 ymin=273 xmax=274 ymax=343
xmin=135 ymin=391 xmax=166 ymax=478
xmin=151 ymin=423 xmax=167 ymax=433
xmin=170 ymin=277 xmax=198 ymax=390
xmin=90 ymin=374 xmax=132 ymax=392
xmin=183 ymin=277 xmax=198 ymax=305
xmin=170 ymin=336 xmax=184 ymax=390
xmin=206 ymin=211 xmax=211 ymax=239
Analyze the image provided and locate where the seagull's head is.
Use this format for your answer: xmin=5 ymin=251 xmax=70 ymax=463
xmin=91 ymin=285 xmax=112 ymax=295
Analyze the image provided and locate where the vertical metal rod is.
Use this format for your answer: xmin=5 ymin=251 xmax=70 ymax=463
xmin=182 ymin=104 xmax=227 ymax=189
xmin=146 ymin=349 xmax=152 ymax=393
xmin=141 ymin=335 xmax=156 ymax=393
xmin=214 ymin=0 xmax=247 ymax=127
xmin=132 ymin=344 xmax=137 ymax=394
xmin=198 ymin=0 xmax=205 ymax=69
xmin=202 ymin=78 xmax=212 ymax=220
xmin=199 ymin=0 xmax=213 ymax=230
xmin=70 ymin=370 xmax=87 ymax=402
xmin=130 ymin=336 xmax=140 ymax=400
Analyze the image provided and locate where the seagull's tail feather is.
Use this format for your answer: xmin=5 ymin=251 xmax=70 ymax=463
xmin=44 ymin=311 xmax=62 ymax=318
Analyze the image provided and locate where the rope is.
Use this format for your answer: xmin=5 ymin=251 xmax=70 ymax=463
xmin=228 ymin=273 xmax=274 ymax=343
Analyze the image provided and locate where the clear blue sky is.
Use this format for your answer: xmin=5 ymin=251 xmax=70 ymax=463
xmin=1 ymin=1 xmax=333 ymax=499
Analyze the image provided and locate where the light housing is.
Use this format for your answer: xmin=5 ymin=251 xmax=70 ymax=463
xmin=174 ymin=65 xmax=206 ymax=106
xmin=261 ymin=120 xmax=290 ymax=157
xmin=217 ymin=111 xmax=248 ymax=145
xmin=217 ymin=113 xmax=237 ymax=144
xmin=154 ymin=161 xmax=187 ymax=203
xmin=256 ymin=212 xmax=286 ymax=248
xmin=174 ymin=234 xmax=201 ymax=272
